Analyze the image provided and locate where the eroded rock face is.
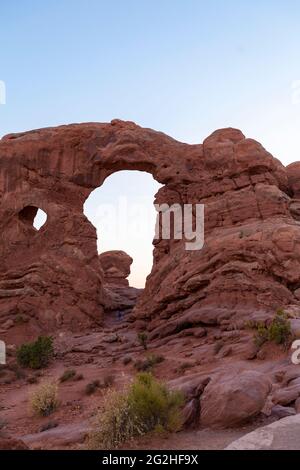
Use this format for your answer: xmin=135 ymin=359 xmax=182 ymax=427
xmin=0 ymin=120 xmax=299 ymax=332
xmin=99 ymin=250 xmax=141 ymax=316
xmin=99 ymin=250 xmax=133 ymax=287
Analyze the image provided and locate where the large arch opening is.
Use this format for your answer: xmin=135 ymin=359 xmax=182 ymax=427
xmin=84 ymin=171 xmax=162 ymax=288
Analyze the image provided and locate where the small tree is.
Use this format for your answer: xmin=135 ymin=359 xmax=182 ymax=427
xmin=137 ymin=332 xmax=148 ymax=350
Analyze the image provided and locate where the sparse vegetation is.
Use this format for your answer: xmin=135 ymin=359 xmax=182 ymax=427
xmin=74 ymin=373 xmax=84 ymax=381
xmin=123 ymin=356 xmax=132 ymax=365
xmin=27 ymin=375 xmax=39 ymax=385
xmin=30 ymin=381 xmax=58 ymax=417
xmin=137 ymin=332 xmax=148 ymax=350
xmin=14 ymin=314 xmax=29 ymax=325
xmin=251 ymin=309 xmax=292 ymax=347
xmin=0 ymin=418 xmax=7 ymax=431
xmin=17 ymin=336 xmax=54 ymax=369
xmin=176 ymin=361 xmax=194 ymax=373
xmin=59 ymin=369 xmax=76 ymax=383
xmin=134 ymin=354 xmax=164 ymax=372
xmin=87 ymin=372 xmax=184 ymax=449
xmin=85 ymin=380 xmax=100 ymax=395
xmin=102 ymin=374 xmax=115 ymax=388
xmin=39 ymin=421 xmax=58 ymax=433
xmin=85 ymin=374 xmax=115 ymax=395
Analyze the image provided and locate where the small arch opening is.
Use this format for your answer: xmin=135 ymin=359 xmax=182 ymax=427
xmin=19 ymin=206 xmax=48 ymax=231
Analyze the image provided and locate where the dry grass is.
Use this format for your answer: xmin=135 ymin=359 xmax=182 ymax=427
xmin=30 ymin=380 xmax=59 ymax=417
xmin=86 ymin=372 xmax=184 ymax=450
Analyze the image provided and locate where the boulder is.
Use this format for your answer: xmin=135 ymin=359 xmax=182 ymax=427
xmin=271 ymin=404 xmax=296 ymax=419
xmin=200 ymin=371 xmax=271 ymax=428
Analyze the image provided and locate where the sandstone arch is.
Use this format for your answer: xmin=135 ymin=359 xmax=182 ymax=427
xmin=0 ymin=120 xmax=299 ymax=334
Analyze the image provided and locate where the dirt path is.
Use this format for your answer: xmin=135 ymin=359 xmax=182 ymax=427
xmin=124 ymin=422 xmax=268 ymax=450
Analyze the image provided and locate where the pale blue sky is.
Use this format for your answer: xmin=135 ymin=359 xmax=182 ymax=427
xmin=2 ymin=1 xmax=300 ymax=286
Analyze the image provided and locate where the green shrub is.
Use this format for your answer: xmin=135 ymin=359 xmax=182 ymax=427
xmin=87 ymin=373 xmax=184 ymax=449
xmin=254 ymin=323 xmax=269 ymax=347
xmin=17 ymin=336 xmax=54 ymax=369
xmin=252 ymin=310 xmax=291 ymax=347
xmin=137 ymin=332 xmax=148 ymax=350
xmin=14 ymin=314 xmax=29 ymax=325
xmin=59 ymin=369 xmax=76 ymax=383
xmin=128 ymin=372 xmax=183 ymax=434
xmin=30 ymin=381 xmax=58 ymax=417
xmin=268 ymin=311 xmax=291 ymax=345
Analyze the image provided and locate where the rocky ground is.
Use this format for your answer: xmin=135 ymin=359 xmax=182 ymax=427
xmin=0 ymin=303 xmax=300 ymax=450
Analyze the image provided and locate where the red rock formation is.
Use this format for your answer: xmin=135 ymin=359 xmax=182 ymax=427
xmin=99 ymin=250 xmax=141 ymax=316
xmin=200 ymin=371 xmax=272 ymax=428
xmin=99 ymin=250 xmax=133 ymax=287
xmin=0 ymin=120 xmax=299 ymax=334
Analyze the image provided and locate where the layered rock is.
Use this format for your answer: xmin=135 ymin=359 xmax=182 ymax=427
xmin=99 ymin=250 xmax=133 ymax=287
xmin=99 ymin=250 xmax=141 ymax=316
xmin=0 ymin=121 xmax=300 ymax=333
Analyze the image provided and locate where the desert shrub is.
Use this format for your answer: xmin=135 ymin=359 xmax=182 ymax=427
xmin=59 ymin=369 xmax=76 ymax=383
xmin=128 ymin=373 xmax=183 ymax=433
xmin=17 ymin=336 xmax=54 ymax=369
xmin=134 ymin=354 xmax=164 ymax=372
xmin=85 ymin=380 xmax=100 ymax=395
xmin=123 ymin=356 xmax=132 ymax=365
xmin=14 ymin=314 xmax=29 ymax=325
xmin=87 ymin=372 xmax=184 ymax=449
xmin=74 ymin=373 xmax=84 ymax=381
xmin=253 ymin=323 xmax=269 ymax=347
xmin=137 ymin=332 xmax=148 ymax=350
xmin=39 ymin=420 xmax=58 ymax=433
xmin=102 ymin=374 xmax=115 ymax=388
xmin=252 ymin=310 xmax=291 ymax=347
xmin=87 ymin=389 xmax=140 ymax=449
xmin=0 ymin=418 xmax=7 ymax=431
xmin=176 ymin=361 xmax=194 ymax=373
xmin=268 ymin=311 xmax=291 ymax=345
xmin=27 ymin=375 xmax=39 ymax=385
xmin=30 ymin=381 xmax=58 ymax=417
